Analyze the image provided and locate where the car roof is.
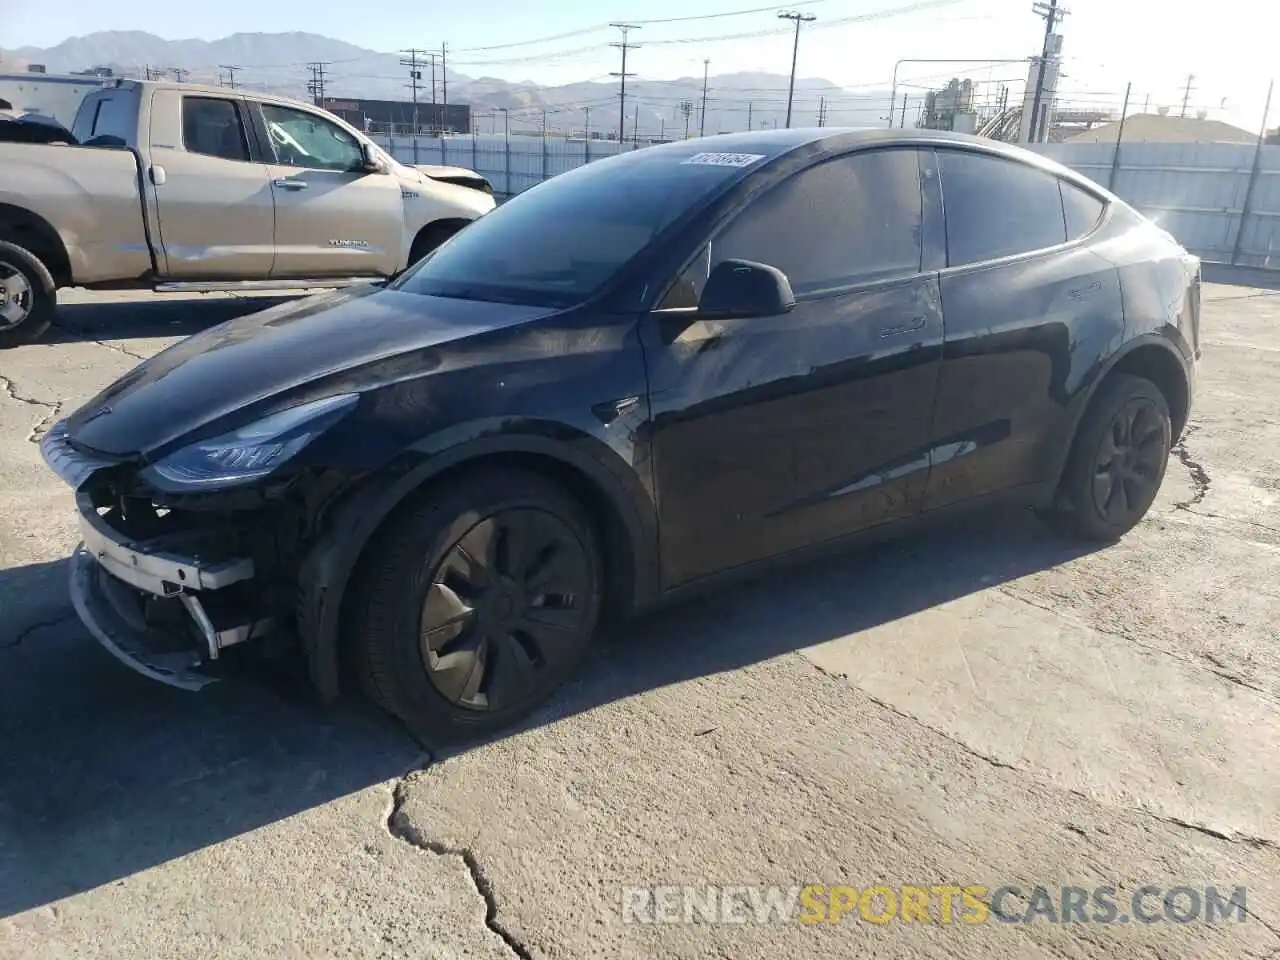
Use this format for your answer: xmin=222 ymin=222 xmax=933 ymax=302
xmin=685 ymin=127 xmax=1113 ymax=199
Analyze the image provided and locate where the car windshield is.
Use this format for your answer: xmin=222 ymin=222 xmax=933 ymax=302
xmin=392 ymin=143 xmax=771 ymax=307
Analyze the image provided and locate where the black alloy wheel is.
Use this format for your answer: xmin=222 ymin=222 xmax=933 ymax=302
xmin=351 ymin=468 xmax=602 ymax=744
xmin=422 ymin=508 xmax=593 ymax=712
xmin=1089 ymin=396 xmax=1167 ymax=525
xmin=1046 ymin=373 xmax=1172 ymax=541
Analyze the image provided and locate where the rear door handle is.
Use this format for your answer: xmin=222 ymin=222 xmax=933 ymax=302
xmin=273 ymin=178 xmax=308 ymax=190
xmin=879 ymin=316 xmax=927 ymax=339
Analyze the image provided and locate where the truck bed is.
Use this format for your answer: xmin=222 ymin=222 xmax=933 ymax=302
xmin=0 ymin=142 xmax=153 ymax=285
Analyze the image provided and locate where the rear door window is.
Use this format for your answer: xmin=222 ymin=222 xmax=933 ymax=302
xmin=938 ymin=149 xmax=1067 ymax=266
xmin=181 ymin=97 xmax=250 ymax=162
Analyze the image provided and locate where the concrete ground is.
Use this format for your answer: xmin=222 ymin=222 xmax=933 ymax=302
xmin=0 ymin=285 xmax=1277 ymax=959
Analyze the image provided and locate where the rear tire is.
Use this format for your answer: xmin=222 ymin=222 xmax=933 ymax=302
xmin=349 ymin=468 xmax=602 ymax=746
xmin=1044 ymin=374 xmax=1172 ymax=541
xmin=0 ymin=240 xmax=56 ymax=348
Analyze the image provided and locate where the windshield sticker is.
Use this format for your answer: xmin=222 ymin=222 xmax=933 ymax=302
xmin=681 ymin=152 xmax=766 ymax=168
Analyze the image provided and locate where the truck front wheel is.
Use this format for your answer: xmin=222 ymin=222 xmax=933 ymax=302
xmin=0 ymin=240 xmax=56 ymax=349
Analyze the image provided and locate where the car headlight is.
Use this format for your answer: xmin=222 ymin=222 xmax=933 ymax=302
xmin=141 ymin=394 xmax=358 ymax=491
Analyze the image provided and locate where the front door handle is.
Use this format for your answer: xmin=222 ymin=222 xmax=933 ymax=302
xmin=879 ymin=316 xmax=927 ymax=339
xmin=273 ymin=178 xmax=309 ymax=190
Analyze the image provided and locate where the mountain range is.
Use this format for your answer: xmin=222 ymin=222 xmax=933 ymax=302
xmin=0 ymin=31 xmax=899 ymax=136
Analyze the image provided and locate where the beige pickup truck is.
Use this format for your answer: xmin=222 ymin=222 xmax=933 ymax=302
xmin=0 ymin=80 xmax=497 ymax=346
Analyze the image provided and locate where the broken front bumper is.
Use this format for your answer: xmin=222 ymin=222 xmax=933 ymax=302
xmin=69 ymin=491 xmax=273 ymax=690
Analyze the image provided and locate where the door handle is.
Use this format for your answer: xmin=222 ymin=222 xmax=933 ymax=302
xmin=273 ymin=178 xmax=309 ymax=190
xmin=879 ymin=316 xmax=927 ymax=339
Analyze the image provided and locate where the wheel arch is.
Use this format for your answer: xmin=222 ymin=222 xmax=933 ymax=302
xmin=1047 ymin=334 xmax=1192 ymax=494
xmin=407 ymin=218 xmax=472 ymax=265
xmin=297 ymin=435 xmax=659 ymax=701
xmin=0 ymin=203 xmax=72 ymax=287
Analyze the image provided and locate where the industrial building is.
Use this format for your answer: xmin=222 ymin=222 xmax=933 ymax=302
xmin=319 ymin=97 xmax=471 ymax=136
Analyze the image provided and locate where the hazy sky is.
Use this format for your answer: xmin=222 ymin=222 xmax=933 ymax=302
xmin=1 ymin=0 xmax=1274 ymax=129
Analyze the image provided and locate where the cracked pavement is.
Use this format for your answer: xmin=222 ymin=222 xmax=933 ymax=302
xmin=1 ymin=285 xmax=1278 ymax=959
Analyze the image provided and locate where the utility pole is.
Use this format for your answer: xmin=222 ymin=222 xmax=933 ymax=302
xmin=429 ymin=53 xmax=438 ymax=134
xmin=441 ymin=43 xmax=448 ymax=133
xmin=1028 ymin=0 xmax=1066 ymax=143
xmin=1107 ymin=81 xmax=1132 ymax=191
xmin=680 ymin=99 xmax=692 ymax=138
xmin=610 ymin=23 xmax=641 ymax=143
xmin=699 ymin=58 xmax=710 ymax=137
xmin=633 ymin=103 xmax=640 ymax=146
xmin=817 ymin=96 xmax=827 ymax=127
xmin=584 ymin=105 xmax=591 ymax=141
xmin=400 ymin=49 xmax=428 ymax=161
xmin=219 ymin=65 xmax=240 ymax=89
xmin=900 ymin=95 xmax=908 ymax=128
xmin=1142 ymin=93 xmax=1150 ymax=113
xmin=778 ymin=11 xmax=816 ymax=128
xmin=171 ymin=67 xmax=188 ymax=84
xmin=305 ymin=62 xmax=329 ymax=106
xmin=747 ymin=101 xmax=753 ymax=130
xmin=1180 ymin=74 xmax=1195 ymax=118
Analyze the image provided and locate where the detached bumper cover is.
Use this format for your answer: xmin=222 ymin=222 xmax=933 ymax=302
xmin=41 ymin=422 xmax=271 ymax=689
xmin=69 ymin=547 xmax=215 ymax=691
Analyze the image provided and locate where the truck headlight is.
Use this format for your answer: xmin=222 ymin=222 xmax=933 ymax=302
xmin=141 ymin=394 xmax=358 ymax=491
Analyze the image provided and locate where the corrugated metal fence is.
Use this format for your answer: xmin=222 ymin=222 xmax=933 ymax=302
xmin=389 ymin=134 xmax=1280 ymax=270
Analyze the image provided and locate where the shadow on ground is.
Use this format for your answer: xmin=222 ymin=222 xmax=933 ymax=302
xmin=49 ymin=294 xmax=311 ymax=344
xmin=0 ymin=509 xmax=1095 ymax=917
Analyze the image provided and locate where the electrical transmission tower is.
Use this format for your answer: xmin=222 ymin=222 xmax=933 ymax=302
xmin=306 ymin=62 xmax=330 ymax=105
xmin=778 ymin=11 xmax=816 ymax=128
xmin=610 ymin=24 xmax=641 ymax=143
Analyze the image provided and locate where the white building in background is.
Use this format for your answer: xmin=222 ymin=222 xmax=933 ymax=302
xmin=0 ymin=69 xmax=110 ymax=127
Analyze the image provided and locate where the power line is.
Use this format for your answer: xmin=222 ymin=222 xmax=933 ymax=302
xmin=778 ymin=10 xmax=817 ymax=128
xmin=610 ymin=23 xmax=641 ymax=143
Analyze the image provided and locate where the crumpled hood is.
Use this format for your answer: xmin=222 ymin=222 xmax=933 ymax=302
xmin=64 ymin=284 xmax=556 ymax=457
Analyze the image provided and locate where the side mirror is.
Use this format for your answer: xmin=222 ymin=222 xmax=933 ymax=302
xmin=697 ymin=259 xmax=795 ymax=320
xmin=360 ymin=141 xmax=383 ymax=173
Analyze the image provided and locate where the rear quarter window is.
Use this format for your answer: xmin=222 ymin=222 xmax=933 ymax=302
xmin=1061 ymin=180 xmax=1107 ymax=240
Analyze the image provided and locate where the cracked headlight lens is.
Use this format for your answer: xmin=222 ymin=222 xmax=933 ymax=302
xmin=141 ymin=393 xmax=358 ymax=491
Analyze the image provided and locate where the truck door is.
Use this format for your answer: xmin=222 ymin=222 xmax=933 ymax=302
xmin=250 ymin=102 xmax=403 ymax=279
xmin=148 ymin=92 xmax=276 ymax=279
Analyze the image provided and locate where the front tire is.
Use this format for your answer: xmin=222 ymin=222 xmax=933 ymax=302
xmin=1045 ymin=374 xmax=1172 ymax=541
xmin=350 ymin=468 xmax=602 ymax=745
xmin=0 ymin=240 xmax=56 ymax=348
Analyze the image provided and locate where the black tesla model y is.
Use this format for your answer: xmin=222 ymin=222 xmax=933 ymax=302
xmin=42 ymin=129 xmax=1201 ymax=742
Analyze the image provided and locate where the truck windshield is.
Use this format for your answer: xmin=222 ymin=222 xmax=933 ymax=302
xmin=391 ymin=144 xmax=769 ymax=308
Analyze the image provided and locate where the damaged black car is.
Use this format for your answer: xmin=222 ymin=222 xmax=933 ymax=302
xmin=41 ymin=129 xmax=1199 ymax=743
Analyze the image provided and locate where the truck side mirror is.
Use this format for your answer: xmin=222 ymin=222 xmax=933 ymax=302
xmin=360 ymin=142 xmax=383 ymax=173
